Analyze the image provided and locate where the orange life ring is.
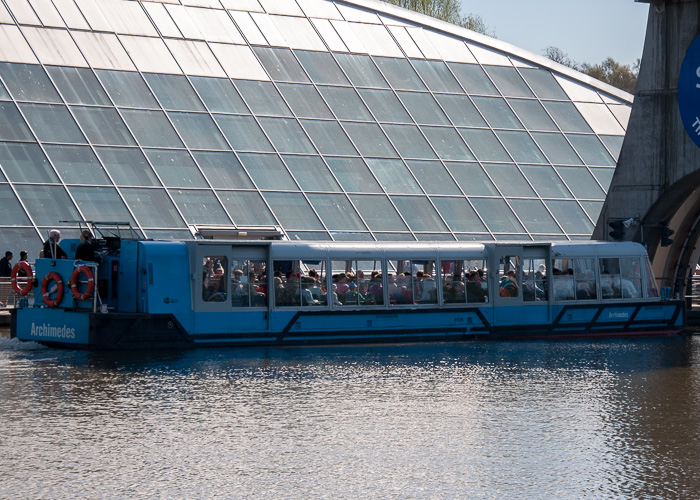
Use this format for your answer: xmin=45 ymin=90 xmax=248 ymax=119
xmin=10 ymin=261 xmax=33 ymax=296
xmin=70 ymin=265 xmax=95 ymax=301
xmin=41 ymin=272 xmax=64 ymax=307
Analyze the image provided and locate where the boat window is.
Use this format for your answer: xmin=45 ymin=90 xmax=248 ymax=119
xmin=202 ymin=256 xmax=227 ymax=302
xmin=498 ymin=255 xmax=520 ymax=298
xmin=551 ymin=258 xmax=575 ymax=300
xmin=273 ymin=260 xmax=327 ymax=307
xmin=231 ymin=259 xmax=267 ymax=308
xmin=643 ymin=258 xmax=660 ymax=298
xmin=387 ymin=260 xmax=414 ymax=305
xmin=522 ymin=258 xmax=547 ymax=302
xmin=620 ymin=258 xmax=642 ymax=299
xmin=331 ymin=259 xmax=378 ymax=307
xmin=441 ymin=259 xmax=488 ymax=304
xmin=599 ymin=258 xmax=622 ymax=299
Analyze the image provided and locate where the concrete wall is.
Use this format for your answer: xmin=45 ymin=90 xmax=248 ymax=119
xmin=593 ymin=0 xmax=700 ymax=290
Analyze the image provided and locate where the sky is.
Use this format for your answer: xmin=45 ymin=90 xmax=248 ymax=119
xmin=461 ymin=0 xmax=649 ymax=67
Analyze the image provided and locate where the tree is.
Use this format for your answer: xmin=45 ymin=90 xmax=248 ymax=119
xmin=384 ymin=0 xmax=494 ymax=36
xmin=543 ymin=46 xmax=639 ymax=94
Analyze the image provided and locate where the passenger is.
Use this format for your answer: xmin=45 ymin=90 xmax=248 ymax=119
xmin=466 ymin=271 xmax=485 ymax=302
xmin=419 ymin=274 xmax=437 ymax=303
xmin=41 ymin=229 xmax=67 ymax=259
xmin=0 ymin=251 xmax=11 ymax=307
xmin=75 ymin=230 xmax=101 ymax=263
xmin=335 ymin=273 xmax=350 ymax=299
xmin=301 ymin=276 xmax=320 ymax=305
xmin=499 ymin=270 xmax=518 ymax=298
xmin=367 ymin=273 xmax=383 ymax=304
xmin=344 ymin=282 xmax=365 ymax=305
xmin=553 ymin=268 xmax=575 ymax=300
xmin=17 ymin=251 xmax=29 ymax=277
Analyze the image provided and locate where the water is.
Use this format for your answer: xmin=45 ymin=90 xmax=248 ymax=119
xmin=2 ymin=332 xmax=700 ymax=500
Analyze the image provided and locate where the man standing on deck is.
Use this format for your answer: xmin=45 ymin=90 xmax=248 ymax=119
xmin=41 ymin=230 xmax=67 ymax=260
xmin=0 ymin=251 xmax=12 ymax=306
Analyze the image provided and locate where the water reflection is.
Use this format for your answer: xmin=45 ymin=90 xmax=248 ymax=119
xmin=1 ymin=336 xmax=699 ymax=499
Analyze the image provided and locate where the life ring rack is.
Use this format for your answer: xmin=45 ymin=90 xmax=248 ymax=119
xmin=41 ymin=272 xmax=64 ymax=307
xmin=70 ymin=265 xmax=95 ymax=301
xmin=10 ymin=261 xmax=33 ymax=296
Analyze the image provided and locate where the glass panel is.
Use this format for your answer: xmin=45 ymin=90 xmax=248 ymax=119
xmin=170 ymin=189 xmax=230 ymax=225
xmin=143 ymin=73 xmax=205 ymax=111
xmin=19 ymin=103 xmax=86 ymax=143
xmin=295 ymin=50 xmax=349 ymax=85
xmin=471 ymin=96 xmax=523 ymax=129
xmin=278 ymin=83 xmax=333 ymax=119
xmin=202 ymin=255 xmax=228 ymax=302
xmin=334 ymin=53 xmax=389 ymax=88
xmin=0 ymin=81 xmax=9 ymax=100
xmin=411 ymin=59 xmax=462 ymax=93
xmin=167 ymin=112 xmax=229 ymax=150
xmin=431 ymin=196 xmax=486 ymax=232
xmin=470 ymin=198 xmax=525 ymax=233
xmin=544 ymin=200 xmax=593 ymax=233
xmin=146 ymin=149 xmax=208 ymax=188
xmin=238 ymin=153 xmax=299 ymax=190
xmin=447 ymin=63 xmax=498 ymax=96
xmin=459 ymin=128 xmax=511 ymax=162
xmin=14 ymin=185 xmax=79 ymax=227
xmin=374 ymin=232 xmax=414 ymax=241
xmin=264 ymin=192 xmax=324 ymax=230
xmin=193 ymin=151 xmax=255 ymax=189
xmin=357 ymin=89 xmax=411 ymax=123
xmin=217 ymin=190 xmax=277 ymax=226
xmin=555 ymin=166 xmax=606 ymax=199
xmin=366 ymin=158 xmax=421 ymax=194
xmin=44 ymin=144 xmax=111 ymax=185
xmin=520 ymin=164 xmax=572 ymax=199
xmin=46 ymin=66 xmax=110 ymax=105
xmin=0 ymin=185 xmax=31 ymax=225
xmin=0 ymin=63 xmax=61 ymax=103
xmin=402 ymin=159 xmax=459 ymax=195
xmin=0 ymin=142 xmax=58 ymax=183
xmin=214 ymin=114 xmax=274 ymax=152
xmin=301 ymin=119 xmax=357 ymax=155
xmin=342 ymin=122 xmax=397 ymax=157
xmin=95 ymin=147 xmax=160 ymax=187
xmin=382 ymin=124 xmax=436 ymax=159
xmin=307 ymin=193 xmax=365 ymax=231
xmin=325 ymin=157 xmax=382 ymax=193
xmin=349 ymin=194 xmax=409 ymax=231
xmin=121 ymin=188 xmax=185 ymax=228
xmin=0 ymin=102 xmax=33 ymax=141
xmin=71 ymin=106 xmax=135 ymax=146
xmin=580 ymin=200 xmax=603 ymax=222
xmin=483 ymin=163 xmax=536 ymax=197
xmin=435 ymin=94 xmax=486 ymax=127
xmin=230 ymin=257 xmax=268 ymax=308
xmin=543 ymin=101 xmax=592 ymax=133
xmin=391 ymin=195 xmax=448 ymax=232
xmin=283 ymin=155 xmax=341 ymax=192
xmin=519 ymin=68 xmax=568 ymax=100
xmin=566 ymin=134 xmax=616 ymax=166
xmin=121 ymin=109 xmax=184 ymax=148
xmin=484 ymin=66 xmax=534 ymax=97
xmin=421 ymin=126 xmax=474 ymax=161
xmin=258 ymin=117 xmax=316 ymax=154
xmin=318 ymin=86 xmax=373 ymax=121
xmin=599 ymin=135 xmax=624 ymax=161
xmin=396 ymin=91 xmax=449 ymax=125
xmin=190 ymin=76 xmax=248 ymax=114
xmin=531 ymin=132 xmax=582 ymax=164
xmin=234 ymin=80 xmax=292 ymax=117
xmin=374 ymin=57 xmax=426 ymax=91
xmin=507 ymin=199 xmax=561 ymax=234
xmin=444 ymin=161 xmax=498 ymax=196
xmin=496 ymin=130 xmax=547 ymax=163
xmin=508 ymin=99 xmax=558 ymax=131
xmin=69 ymin=186 xmax=135 ymax=224
xmin=590 ymin=167 xmax=614 ymax=192
xmin=96 ymin=70 xmax=159 ymax=109
xmin=253 ymin=46 xmax=310 ymax=83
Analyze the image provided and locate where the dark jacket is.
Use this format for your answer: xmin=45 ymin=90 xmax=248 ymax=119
xmin=0 ymin=257 xmax=11 ymax=277
xmin=75 ymin=241 xmax=100 ymax=263
xmin=43 ymin=239 xmax=67 ymax=259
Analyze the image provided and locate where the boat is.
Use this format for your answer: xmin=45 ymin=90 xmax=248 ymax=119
xmin=9 ymin=223 xmax=685 ymax=349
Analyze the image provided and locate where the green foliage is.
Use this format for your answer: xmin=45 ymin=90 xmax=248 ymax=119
xmin=543 ymin=46 xmax=639 ymax=94
xmin=384 ymin=0 xmax=494 ymax=36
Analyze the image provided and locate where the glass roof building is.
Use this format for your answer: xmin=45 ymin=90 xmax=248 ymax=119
xmin=0 ymin=0 xmax=632 ymax=253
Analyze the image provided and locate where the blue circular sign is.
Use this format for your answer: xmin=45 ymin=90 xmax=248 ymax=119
xmin=679 ymin=33 xmax=700 ymax=148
